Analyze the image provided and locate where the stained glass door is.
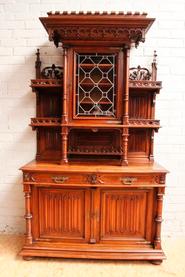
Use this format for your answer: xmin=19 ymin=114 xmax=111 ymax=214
xmin=75 ymin=53 xmax=117 ymax=118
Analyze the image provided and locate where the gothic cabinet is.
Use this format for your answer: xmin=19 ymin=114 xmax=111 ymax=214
xmin=20 ymin=12 xmax=168 ymax=264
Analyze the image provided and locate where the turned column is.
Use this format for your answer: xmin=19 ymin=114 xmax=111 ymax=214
xmin=121 ymin=46 xmax=130 ymax=165
xmin=61 ymin=126 xmax=68 ymax=164
xmin=23 ymin=183 xmax=32 ymax=245
xmin=61 ymin=46 xmax=69 ymax=164
xmin=154 ymin=186 xmax=165 ymax=249
xmin=149 ymin=130 xmax=154 ymax=161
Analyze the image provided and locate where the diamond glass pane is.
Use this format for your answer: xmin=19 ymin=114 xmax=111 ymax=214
xmin=76 ymin=53 xmax=116 ymax=117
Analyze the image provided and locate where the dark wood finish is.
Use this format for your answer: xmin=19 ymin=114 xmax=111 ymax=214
xmin=20 ymin=12 xmax=168 ymax=263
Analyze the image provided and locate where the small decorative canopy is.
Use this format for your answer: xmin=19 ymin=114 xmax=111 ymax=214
xmin=40 ymin=11 xmax=155 ymax=47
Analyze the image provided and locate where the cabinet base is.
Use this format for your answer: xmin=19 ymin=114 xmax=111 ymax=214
xmin=20 ymin=243 xmax=166 ymax=262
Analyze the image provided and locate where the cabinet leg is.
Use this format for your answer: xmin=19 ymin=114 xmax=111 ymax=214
xmin=23 ymin=256 xmax=33 ymax=261
xmin=150 ymin=260 xmax=163 ymax=265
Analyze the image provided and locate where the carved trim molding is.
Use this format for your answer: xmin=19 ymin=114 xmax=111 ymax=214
xmin=30 ymin=117 xmax=61 ymax=127
xmin=49 ymin=27 xmax=145 ymax=47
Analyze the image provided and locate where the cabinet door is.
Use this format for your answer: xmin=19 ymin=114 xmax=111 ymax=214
xmin=99 ymin=188 xmax=154 ymax=244
xmin=32 ymin=187 xmax=90 ymax=242
xmin=69 ymin=47 xmax=124 ymax=122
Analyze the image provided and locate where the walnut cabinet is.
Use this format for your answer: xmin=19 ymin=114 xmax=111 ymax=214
xmin=20 ymin=12 xmax=168 ymax=264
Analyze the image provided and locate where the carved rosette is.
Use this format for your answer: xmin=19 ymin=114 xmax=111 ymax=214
xmin=86 ymin=174 xmax=104 ymax=185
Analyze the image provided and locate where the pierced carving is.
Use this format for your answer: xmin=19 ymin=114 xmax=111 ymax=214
xmin=129 ymin=65 xmax=151 ymax=80
xmin=86 ymin=174 xmax=104 ymax=184
xmin=23 ymin=173 xmax=35 ymax=182
xmin=41 ymin=64 xmax=63 ymax=79
xmin=68 ymin=146 xmax=122 ymax=155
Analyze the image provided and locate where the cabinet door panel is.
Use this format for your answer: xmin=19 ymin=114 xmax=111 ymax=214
xmin=33 ymin=187 xmax=90 ymax=242
xmin=100 ymin=189 xmax=154 ymax=243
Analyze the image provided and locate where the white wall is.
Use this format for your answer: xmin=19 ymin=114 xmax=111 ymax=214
xmin=0 ymin=0 xmax=185 ymax=237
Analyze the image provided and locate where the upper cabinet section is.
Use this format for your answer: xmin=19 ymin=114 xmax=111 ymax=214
xmin=39 ymin=11 xmax=155 ymax=47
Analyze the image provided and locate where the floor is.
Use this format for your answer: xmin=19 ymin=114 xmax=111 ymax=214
xmin=0 ymin=235 xmax=185 ymax=277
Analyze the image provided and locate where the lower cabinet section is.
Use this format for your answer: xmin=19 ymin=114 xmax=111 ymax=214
xmin=20 ymin=178 xmax=166 ymax=263
xmin=31 ymin=187 xmax=154 ymax=245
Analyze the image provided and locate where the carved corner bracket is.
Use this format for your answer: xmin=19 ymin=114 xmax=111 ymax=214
xmin=154 ymin=175 xmax=166 ymax=185
xmin=23 ymin=173 xmax=35 ymax=182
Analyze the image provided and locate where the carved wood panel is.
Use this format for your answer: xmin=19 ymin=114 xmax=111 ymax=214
xmin=100 ymin=189 xmax=153 ymax=242
xmin=128 ymin=129 xmax=151 ymax=158
xmin=129 ymin=94 xmax=152 ymax=119
xmin=38 ymin=92 xmax=61 ymax=117
xmin=37 ymin=127 xmax=61 ymax=160
xmin=38 ymin=188 xmax=90 ymax=241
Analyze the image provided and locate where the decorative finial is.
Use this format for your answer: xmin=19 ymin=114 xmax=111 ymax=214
xmin=151 ymin=50 xmax=157 ymax=81
xmin=36 ymin=49 xmax=40 ymax=62
xmin=153 ymin=50 xmax=157 ymax=64
xmin=35 ymin=49 xmax=41 ymax=79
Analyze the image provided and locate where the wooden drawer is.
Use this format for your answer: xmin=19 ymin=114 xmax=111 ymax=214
xmin=23 ymin=172 xmax=84 ymax=185
xmin=23 ymin=171 xmax=163 ymax=187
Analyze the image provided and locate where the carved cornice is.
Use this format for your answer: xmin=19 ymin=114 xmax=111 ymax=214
xmin=40 ymin=12 xmax=155 ymax=47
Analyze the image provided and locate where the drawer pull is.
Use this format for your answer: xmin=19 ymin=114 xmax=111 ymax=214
xmin=52 ymin=176 xmax=69 ymax=183
xmin=120 ymin=177 xmax=137 ymax=185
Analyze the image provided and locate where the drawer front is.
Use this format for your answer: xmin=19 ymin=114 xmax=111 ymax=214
xmin=23 ymin=172 xmax=84 ymax=185
xmin=23 ymin=171 xmax=164 ymax=187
